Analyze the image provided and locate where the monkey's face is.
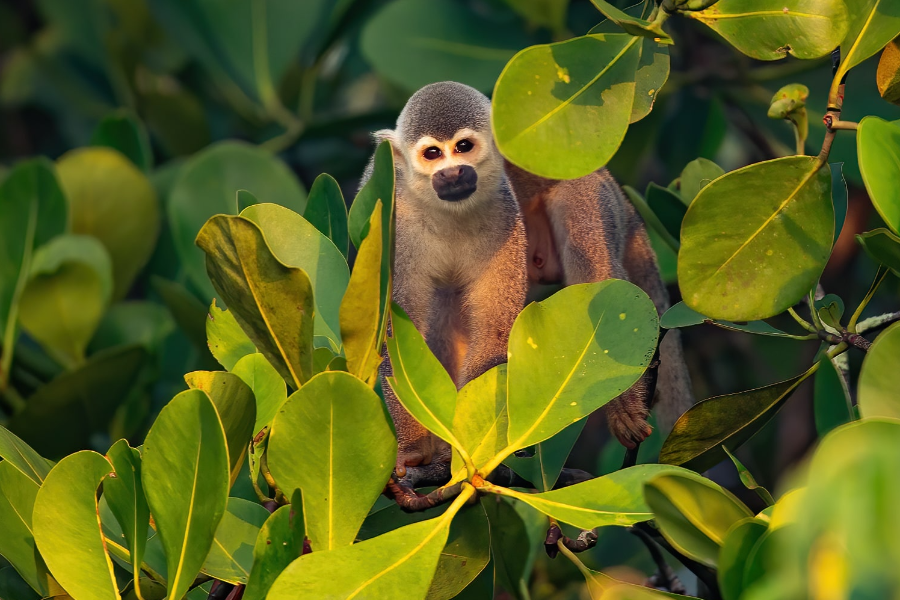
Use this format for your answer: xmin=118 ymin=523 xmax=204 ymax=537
xmin=406 ymin=129 xmax=499 ymax=206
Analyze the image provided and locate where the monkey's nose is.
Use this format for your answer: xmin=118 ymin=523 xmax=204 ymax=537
xmin=433 ymin=165 xmax=478 ymax=201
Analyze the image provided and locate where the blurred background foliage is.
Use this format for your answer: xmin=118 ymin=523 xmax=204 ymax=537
xmin=1 ymin=0 xmax=898 ymax=596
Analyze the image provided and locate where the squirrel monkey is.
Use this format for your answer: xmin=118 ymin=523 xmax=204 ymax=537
xmin=363 ymin=81 xmax=528 ymax=476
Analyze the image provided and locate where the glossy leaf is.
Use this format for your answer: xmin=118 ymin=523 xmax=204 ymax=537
xmin=858 ymin=117 xmax=900 ymax=234
xmin=0 ymin=159 xmax=67 ymax=375
xmin=492 ymin=464 xmax=689 ymax=529
xmin=858 ymin=228 xmax=900 ymax=274
xmin=57 ymin=147 xmax=159 ymax=299
xmin=206 ymin=299 xmax=257 ymax=371
xmin=0 ymin=461 xmax=59 ymax=596
xmin=493 ymin=33 xmax=641 ymax=180
xmin=837 ymin=0 xmax=900 ymax=82
xmin=859 ymin=322 xmax=900 ymax=419
xmin=341 ymin=202 xmax=386 ymax=384
xmin=268 ymin=371 xmax=396 ymax=551
xmin=196 ymin=215 xmax=314 ymax=389
xmin=185 ymin=371 xmax=257 ymax=485
xmin=722 ymin=447 xmax=775 ymax=506
xmin=142 ymin=389 xmax=230 ymax=600
xmin=9 ymin=345 xmax=147 ymax=458
xmin=19 ymin=234 xmax=112 ymax=366
xmin=659 ymin=372 xmax=811 ymax=472
xmin=33 ymin=451 xmax=118 ymax=600
xmin=0 ymin=425 xmax=52 ymax=484
xmin=505 ymin=419 xmax=585 ymax=491
xmin=680 ymin=158 xmax=724 ymax=205
xmin=241 ymin=202 xmax=349 ymax=348
xmin=645 ymin=182 xmax=686 ymax=241
xmin=169 ymin=142 xmax=306 ymax=299
xmin=644 ymin=471 xmax=753 ymax=567
xmin=201 ymin=498 xmax=269 ymax=585
xmin=679 ymin=156 xmax=833 ymax=321
xmin=717 ymin=518 xmax=769 ymax=600
xmin=685 ymin=0 xmax=849 ymax=60
xmin=244 ymin=504 xmax=302 ymax=600
xmin=360 ymin=0 xmax=529 ymax=93
xmin=231 ymin=352 xmax=286 ymax=435
xmin=303 ymin=173 xmax=349 ymax=260
xmin=630 ymin=38 xmax=670 ymax=123
xmin=589 ymin=0 xmax=672 ymax=42
xmin=90 ymin=111 xmax=152 ymax=172
xmin=267 ymin=506 xmax=458 ymax=599
xmin=660 ymin=302 xmax=790 ymax=337
xmin=104 ymin=440 xmax=149 ymax=598
xmin=451 ymin=364 xmax=508 ymax=476
xmin=877 ymin=38 xmax=900 ymax=106
xmin=505 ymin=280 xmax=658 ymax=453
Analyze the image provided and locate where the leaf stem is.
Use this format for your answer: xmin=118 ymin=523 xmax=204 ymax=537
xmin=787 ymin=307 xmax=817 ymax=333
xmin=807 ymin=288 xmax=825 ymax=332
xmin=849 ymin=267 xmax=889 ymax=332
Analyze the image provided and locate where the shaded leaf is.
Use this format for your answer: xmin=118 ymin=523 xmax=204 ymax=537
xmin=33 ymin=451 xmax=118 ymax=600
xmin=0 ymin=566 xmax=41 ymax=600
xmin=678 ymin=156 xmax=833 ymax=321
xmin=90 ymin=301 xmax=174 ymax=354
xmin=152 ymin=276 xmax=209 ymax=352
xmin=504 ymin=419 xmax=585 ymax=492
xmin=680 ymin=158 xmax=724 ymax=205
xmin=231 ymin=352 xmax=286 ymax=435
xmin=57 ymin=147 xmax=159 ymax=299
xmin=348 ymin=142 xmax=394 ymax=251
xmin=644 ymin=470 xmax=753 ymax=567
xmin=0 ymin=425 xmax=52 ymax=484
xmin=623 ymin=185 xmax=680 ymax=253
xmin=236 ymin=189 xmax=258 ymax=213
xmin=645 ymin=182 xmax=686 ymax=241
xmin=169 ymin=142 xmax=306 ymax=299
xmin=303 ymin=174 xmax=349 ymax=260
xmin=858 ymin=228 xmax=900 ymax=275
xmin=722 ymin=447 xmax=775 ymax=506
xmin=9 ymin=345 xmax=147 ymax=458
xmin=244 ymin=504 xmax=302 ymax=600
xmin=858 ymin=117 xmax=900 ymax=235
xmin=589 ymin=0 xmax=672 ymax=42
xmin=858 ymin=322 xmax=900 ymax=419
xmin=718 ymin=518 xmax=768 ymax=600
xmin=206 ymin=299 xmax=257 ymax=371
xmin=482 ymin=496 xmax=545 ymax=600
xmin=196 ymin=215 xmax=314 ymax=389
xmin=268 ymin=371 xmax=396 ymax=551
xmin=493 ymin=33 xmax=641 ymax=180
xmin=185 ymin=371 xmax=257 ymax=486
xmin=104 ymin=440 xmax=149 ymax=599
xmin=201 ymin=498 xmax=269 ymax=585
xmin=502 ymin=0 xmax=569 ymax=34
xmin=659 ymin=302 xmax=791 ymax=337
xmin=831 ymin=163 xmax=848 ymax=245
xmin=90 ymin=111 xmax=152 ymax=172
xmin=685 ymin=0 xmax=849 ymax=60
xmin=142 ymin=389 xmax=230 ymax=600
xmin=659 ymin=371 xmax=812 ymax=472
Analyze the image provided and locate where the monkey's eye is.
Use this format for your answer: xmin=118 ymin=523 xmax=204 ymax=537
xmin=455 ymin=139 xmax=474 ymax=153
xmin=423 ymin=147 xmax=442 ymax=160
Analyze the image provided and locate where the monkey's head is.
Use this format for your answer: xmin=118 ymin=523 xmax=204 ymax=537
xmin=377 ymin=82 xmax=504 ymax=211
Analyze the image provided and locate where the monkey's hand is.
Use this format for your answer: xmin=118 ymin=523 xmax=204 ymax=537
xmin=394 ymin=435 xmax=452 ymax=478
xmin=605 ymin=390 xmax=653 ymax=449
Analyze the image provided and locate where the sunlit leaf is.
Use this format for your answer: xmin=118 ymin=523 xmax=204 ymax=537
xmin=104 ymin=440 xmax=149 ymax=599
xmin=877 ymin=38 xmax=900 ymax=106
xmin=858 ymin=117 xmax=900 ymax=234
xmin=859 ymin=322 xmax=900 ymax=420
xmin=837 ymin=0 xmax=900 ymax=82
xmin=244 ymin=504 xmax=302 ymax=600
xmin=589 ymin=0 xmax=672 ymax=42
xmin=451 ymin=364 xmax=508 ymax=476
xmin=206 ymin=299 xmax=257 ymax=371
xmin=201 ymin=498 xmax=269 ymax=585
xmin=231 ymin=352 xmax=287 ymax=435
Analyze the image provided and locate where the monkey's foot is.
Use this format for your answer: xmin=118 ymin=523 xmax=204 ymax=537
xmin=606 ymin=395 xmax=652 ymax=449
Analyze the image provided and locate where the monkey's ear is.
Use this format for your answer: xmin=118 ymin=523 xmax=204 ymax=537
xmin=374 ymin=129 xmax=405 ymax=163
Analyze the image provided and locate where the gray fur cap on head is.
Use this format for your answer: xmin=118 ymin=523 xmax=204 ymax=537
xmin=397 ymin=82 xmax=491 ymax=144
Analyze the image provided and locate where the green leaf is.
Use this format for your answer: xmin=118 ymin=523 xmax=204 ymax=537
xmin=33 ymin=451 xmax=118 ymax=600
xmin=837 ymin=0 xmax=900 ymax=83
xmin=623 ymin=185 xmax=680 ymax=253
xmin=267 ymin=507 xmax=457 ymax=599
xmin=147 ymin=0 xmax=314 ymax=103
xmin=493 ymin=33 xmax=642 ymax=180
xmin=56 ymin=147 xmax=159 ymax=299
xmin=19 ymin=234 xmax=112 ymax=367
xmin=684 ymin=0 xmax=849 ymax=61
xmin=244 ymin=504 xmax=302 ymax=600
xmin=348 ymin=141 xmax=394 ymax=252
xmin=678 ymin=156 xmax=833 ymax=321
xmin=0 ymin=566 xmax=42 ymax=600
xmin=659 ymin=371 xmax=812 ymax=472
xmin=659 ymin=301 xmax=791 ymax=337
xmin=201 ymin=498 xmax=269 ymax=585
xmin=341 ymin=202 xmax=387 ymax=384
xmin=680 ymin=158 xmax=724 ymax=205
xmin=8 ymin=345 xmax=147 ymax=458
xmin=90 ymin=301 xmax=175 ymax=354
xmin=0 ymin=158 xmax=67 ymax=383
xmin=858 ymin=117 xmax=900 ymax=235
xmin=152 ymin=277 xmax=209 ymax=353
xmin=303 ymin=174 xmax=349 ymax=260
xmin=562 ymin=544 xmax=689 ymax=599
xmin=877 ymin=38 xmax=900 ymax=106
xmin=589 ymin=0 xmax=672 ymax=42
xmin=185 ymin=371 xmax=257 ymax=486
xmin=493 ymin=464 xmax=690 ymax=529
xmin=645 ymin=182 xmax=686 ymax=241
xmin=231 ymin=352 xmax=287 ymax=435
xmin=644 ymin=471 xmax=753 ymax=567
xmin=0 ymin=425 xmax=52 ymax=484
xmin=236 ymin=189 xmax=259 ymax=214
xmin=722 ymin=447 xmax=775 ymax=506
xmin=831 ymin=163 xmax=848 ymax=245
xmin=814 ymin=294 xmax=844 ymax=330
xmin=481 ymin=496 xmax=545 ymax=600
xmin=360 ymin=0 xmax=530 ymax=93
xmin=90 ymin=111 xmax=152 ymax=172
xmin=170 ymin=142 xmax=306 ymax=299
xmin=0 ymin=462 xmax=59 ymax=596
xmin=206 ymin=299 xmax=257 ymax=371
xmin=241 ymin=202 xmax=349 ymax=349
xmin=104 ymin=440 xmax=149 ymax=599
xmin=196 ymin=215 xmax=314 ymax=389
xmin=451 ymin=364 xmax=508 ymax=476
xmin=504 ymin=419 xmax=585 ymax=491
xmin=859 ymin=322 xmax=900 ymax=419
xmin=268 ymin=371 xmax=396 ymax=551
xmin=505 ymin=280 xmax=658 ymax=454
xmin=768 ymin=84 xmax=809 ymax=150
xmin=858 ymin=228 xmax=900 ymax=275
xmin=502 ymin=0 xmax=569 ymax=34
xmin=142 ymin=389 xmax=230 ymax=600
xmin=718 ymin=518 xmax=768 ymax=600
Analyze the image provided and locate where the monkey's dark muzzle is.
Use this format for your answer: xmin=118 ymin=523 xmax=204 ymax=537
xmin=433 ymin=165 xmax=478 ymax=201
